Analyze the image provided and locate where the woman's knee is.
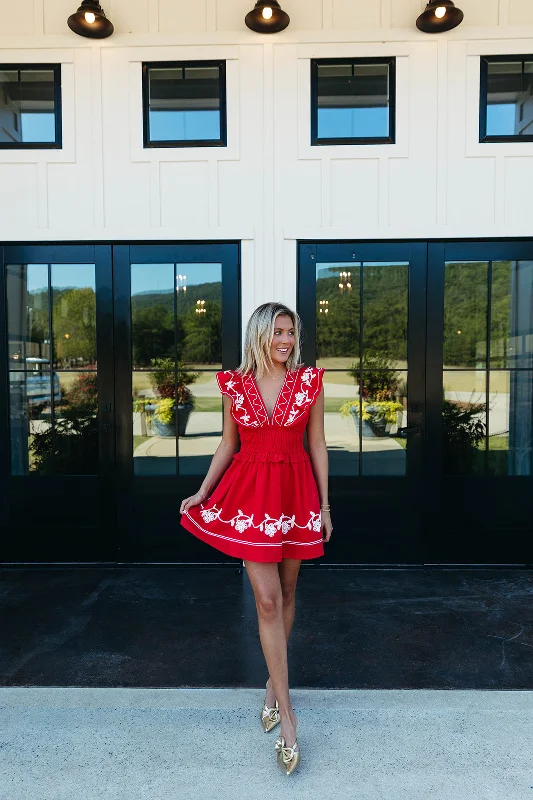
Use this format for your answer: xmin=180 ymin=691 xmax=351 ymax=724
xmin=281 ymin=585 xmax=296 ymax=607
xmin=256 ymin=592 xmax=282 ymax=621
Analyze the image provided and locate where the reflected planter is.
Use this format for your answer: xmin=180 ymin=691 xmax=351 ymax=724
xmin=150 ymin=403 xmax=193 ymax=438
xmin=350 ymin=406 xmax=402 ymax=439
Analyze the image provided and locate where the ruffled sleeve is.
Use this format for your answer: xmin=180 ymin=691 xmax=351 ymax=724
xmin=215 ymin=370 xmax=236 ymax=398
xmin=309 ymin=367 xmax=325 ymax=406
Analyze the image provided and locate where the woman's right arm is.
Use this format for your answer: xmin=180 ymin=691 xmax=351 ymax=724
xmin=179 ymin=394 xmax=239 ymax=513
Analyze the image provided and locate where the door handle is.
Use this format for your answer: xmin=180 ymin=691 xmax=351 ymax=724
xmin=397 ymin=425 xmax=421 ymax=438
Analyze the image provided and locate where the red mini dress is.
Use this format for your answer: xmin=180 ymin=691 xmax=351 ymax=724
xmin=180 ymin=365 xmax=326 ymax=563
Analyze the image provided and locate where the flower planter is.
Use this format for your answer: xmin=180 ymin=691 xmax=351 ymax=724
xmin=350 ymin=406 xmax=397 ymax=438
xmin=150 ymin=403 xmax=193 ymax=437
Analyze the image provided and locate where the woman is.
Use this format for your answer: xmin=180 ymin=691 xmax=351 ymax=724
xmin=179 ymin=302 xmax=332 ymax=776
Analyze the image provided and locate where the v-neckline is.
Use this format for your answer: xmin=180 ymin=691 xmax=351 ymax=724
xmin=250 ymin=368 xmax=290 ymax=424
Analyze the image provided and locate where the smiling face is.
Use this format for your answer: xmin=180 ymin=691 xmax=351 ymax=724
xmin=269 ymin=313 xmax=295 ymax=368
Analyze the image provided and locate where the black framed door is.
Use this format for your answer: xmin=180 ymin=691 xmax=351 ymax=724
xmin=0 ymin=242 xmax=240 ymax=563
xmin=298 ymin=240 xmax=533 ymax=565
xmin=112 ymin=243 xmax=240 ymax=562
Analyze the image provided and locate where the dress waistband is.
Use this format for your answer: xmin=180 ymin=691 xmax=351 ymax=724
xmin=235 ymin=428 xmax=309 ymax=463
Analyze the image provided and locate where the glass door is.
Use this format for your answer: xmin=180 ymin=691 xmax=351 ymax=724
xmin=113 ymin=243 xmax=240 ymax=562
xmin=1 ymin=245 xmax=115 ymax=561
xmin=426 ymin=241 xmax=533 ymax=564
xmin=299 ymin=242 xmax=427 ymax=564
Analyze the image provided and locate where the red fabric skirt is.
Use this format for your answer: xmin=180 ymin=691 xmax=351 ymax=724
xmin=180 ymin=451 xmax=325 ymax=563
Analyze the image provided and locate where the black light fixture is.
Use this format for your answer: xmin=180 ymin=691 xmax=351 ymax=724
xmin=245 ymin=1 xmax=290 ymax=33
xmin=416 ymin=1 xmax=463 ymax=33
xmin=67 ymin=0 xmax=114 ymax=38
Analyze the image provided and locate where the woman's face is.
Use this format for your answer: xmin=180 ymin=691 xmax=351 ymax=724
xmin=269 ymin=314 xmax=295 ymax=367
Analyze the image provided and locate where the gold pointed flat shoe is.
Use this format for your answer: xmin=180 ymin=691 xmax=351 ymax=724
xmin=260 ymin=699 xmax=280 ymax=732
xmin=274 ymin=735 xmax=301 ymax=776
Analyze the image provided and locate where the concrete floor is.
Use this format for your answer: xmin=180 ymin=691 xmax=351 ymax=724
xmin=1 ymin=687 xmax=533 ymax=800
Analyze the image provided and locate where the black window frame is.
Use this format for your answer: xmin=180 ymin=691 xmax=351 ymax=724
xmin=479 ymin=54 xmax=533 ymax=143
xmin=142 ymin=60 xmax=227 ymax=149
xmin=0 ymin=63 xmax=62 ymax=150
xmin=310 ymin=56 xmax=396 ymax=146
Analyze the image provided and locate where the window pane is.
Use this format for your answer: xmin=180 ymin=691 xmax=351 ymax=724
xmin=316 ymin=60 xmax=391 ymax=140
xmin=485 ymin=59 xmax=533 ymax=137
xmin=147 ymin=64 xmax=222 ymax=143
xmin=9 ymin=370 xmax=98 ymax=475
xmin=491 ymin=261 xmax=533 ymax=369
xmin=6 ymin=264 xmax=50 ymax=369
xmin=176 ymin=263 xmax=222 ymax=368
xmin=361 ymin=370 xmax=407 ymax=477
xmin=178 ymin=371 xmax=223 ymax=476
xmin=488 ymin=370 xmax=532 ymax=476
xmin=51 ymin=265 xmax=97 ymax=370
xmin=131 ymin=263 xmax=175 ymax=369
xmin=316 ymin=262 xmax=361 ymax=366
xmin=133 ymin=369 xmax=176 ymax=476
xmin=442 ymin=370 xmax=487 ymax=475
xmin=0 ymin=67 xmax=57 ymax=144
xmin=444 ymin=262 xmax=488 ymax=369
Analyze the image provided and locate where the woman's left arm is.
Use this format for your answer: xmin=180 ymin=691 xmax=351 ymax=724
xmin=307 ymin=385 xmax=332 ymax=542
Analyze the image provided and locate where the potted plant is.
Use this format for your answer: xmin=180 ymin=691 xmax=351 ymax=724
xmin=146 ymin=359 xmax=200 ymax=438
xmin=341 ymin=353 xmax=404 ymax=437
xmin=442 ymin=393 xmax=486 ymax=473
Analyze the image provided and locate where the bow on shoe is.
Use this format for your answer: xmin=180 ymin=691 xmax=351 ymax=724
xmin=265 ymin=707 xmax=279 ymax=723
xmin=275 ymin=736 xmax=297 ymax=764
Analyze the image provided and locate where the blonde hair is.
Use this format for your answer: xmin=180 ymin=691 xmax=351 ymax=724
xmin=235 ymin=302 xmax=305 ymax=379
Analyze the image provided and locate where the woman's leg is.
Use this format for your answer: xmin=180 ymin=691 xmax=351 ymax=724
xmin=245 ymin=560 xmax=298 ymax=746
xmin=265 ymin=558 xmax=301 ymax=706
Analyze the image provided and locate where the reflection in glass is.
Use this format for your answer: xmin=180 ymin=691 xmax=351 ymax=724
xmin=491 ymin=261 xmax=533 ymax=369
xmin=488 ymin=370 xmax=532 ymax=476
xmin=324 ymin=371 xmax=360 ymax=477
xmin=131 ymin=263 xmax=174 ymax=368
xmin=10 ymin=370 xmax=98 ymax=475
xmin=485 ymin=59 xmax=533 ymax=137
xmin=442 ymin=370 xmax=486 ymax=475
xmin=0 ymin=67 xmax=57 ymax=144
xmin=316 ymin=61 xmax=391 ymax=140
xmin=52 ymin=264 xmax=96 ymax=369
xmin=6 ymin=264 xmax=50 ymax=368
xmin=176 ymin=263 xmax=222 ymax=368
xmin=444 ymin=262 xmax=488 ymax=369
xmin=361 ymin=370 xmax=407 ymax=477
xmin=133 ymin=369 xmax=176 ymax=476
xmin=363 ymin=262 xmax=407 ymax=368
xmin=178 ymin=371 xmax=223 ymax=476
xmin=146 ymin=64 xmax=223 ymax=143
xmin=316 ymin=263 xmax=360 ymax=367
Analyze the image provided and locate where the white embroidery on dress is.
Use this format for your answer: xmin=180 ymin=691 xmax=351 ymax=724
xmin=284 ymin=366 xmax=319 ymax=425
xmin=218 ymin=371 xmax=260 ymax=427
xmin=199 ymin=503 xmax=321 ymax=538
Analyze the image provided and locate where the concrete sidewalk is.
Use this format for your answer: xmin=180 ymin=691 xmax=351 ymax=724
xmin=1 ymin=688 xmax=532 ymax=800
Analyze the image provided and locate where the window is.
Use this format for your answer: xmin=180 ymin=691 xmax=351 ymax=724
xmin=0 ymin=65 xmax=62 ymax=148
xmin=311 ymin=57 xmax=395 ymax=146
xmin=480 ymin=55 xmax=533 ymax=142
xmin=142 ymin=61 xmax=227 ymax=148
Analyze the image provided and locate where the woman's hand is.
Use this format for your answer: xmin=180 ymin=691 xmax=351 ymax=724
xmin=180 ymin=489 xmax=208 ymax=514
xmin=321 ymin=509 xmax=332 ymax=542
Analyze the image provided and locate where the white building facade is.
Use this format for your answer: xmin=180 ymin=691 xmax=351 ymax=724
xmin=1 ymin=0 xmax=532 ymax=565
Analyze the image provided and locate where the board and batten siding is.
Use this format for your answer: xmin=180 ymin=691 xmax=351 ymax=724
xmin=0 ymin=0 xmax=532 ymax=319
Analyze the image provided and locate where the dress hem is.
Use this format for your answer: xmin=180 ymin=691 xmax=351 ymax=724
xmin=181 ymin=511 xmax=324 ymax=563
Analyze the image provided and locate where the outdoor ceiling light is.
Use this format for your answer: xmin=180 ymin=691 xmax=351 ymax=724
xmin=416 ymin=1 xmax=464 ymax=33
xmin=67 ymin=0 xmax=114 ymax=38
xmin=245 ymin=1 xmax=290 ymax=33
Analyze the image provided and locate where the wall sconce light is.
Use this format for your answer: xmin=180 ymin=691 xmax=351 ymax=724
xmin=67 ymin=0 xmax=114 ymax=38
xmin=416 ymin=1 xmax=463 ymax=33
xmin=245 ymin=1 xmax=290 ymax=33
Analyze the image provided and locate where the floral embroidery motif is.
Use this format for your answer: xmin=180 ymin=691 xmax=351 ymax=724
xmin=217 ymin=366 xmax=324 ymax=428
xmin=200 ymin=503 xmax=321 ymax=538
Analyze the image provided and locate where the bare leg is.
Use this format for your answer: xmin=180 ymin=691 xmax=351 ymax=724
xmin=265 ymin=558 xmax=301 ymax=707
xmin=245 ymin=560 xmax=298 ymax=747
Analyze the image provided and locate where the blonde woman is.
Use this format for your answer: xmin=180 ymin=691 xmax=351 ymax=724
xmin=180 ymin=302 xmax=332 ymax=776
